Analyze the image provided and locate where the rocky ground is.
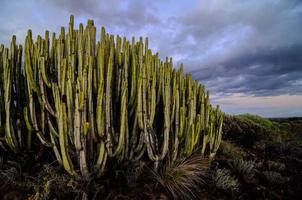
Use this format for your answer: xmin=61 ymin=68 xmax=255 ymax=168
xmin=1 ymin=114 xmax=301 ymax=199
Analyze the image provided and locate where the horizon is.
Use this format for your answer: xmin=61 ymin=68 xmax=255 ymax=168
xmin=1 ymin=0 xmax=301 ymax=118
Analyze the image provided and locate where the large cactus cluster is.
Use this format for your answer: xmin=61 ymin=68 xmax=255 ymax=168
xmin=0 ymin=16 xmax=223 ymax=178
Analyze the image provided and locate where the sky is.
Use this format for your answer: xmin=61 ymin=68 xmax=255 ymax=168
xmin=0 ymin=0 xmax=301 ymax=117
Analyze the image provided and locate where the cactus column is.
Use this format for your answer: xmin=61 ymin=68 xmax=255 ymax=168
xmin=1 ymin=15 xmax=224 ymax=179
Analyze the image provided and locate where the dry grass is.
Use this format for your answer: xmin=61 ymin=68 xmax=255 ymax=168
xmin=148 ymin=155 xmax=210 ymax=199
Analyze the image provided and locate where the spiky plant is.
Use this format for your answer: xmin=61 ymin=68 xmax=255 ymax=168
xmin=0 ymin=15 xmax=224 ymax=179
xmin=148 ymin=155 xmax=210 ymax=199
xmin=228 ymin=158 xmax=255 ymax=177
xmin=212 ymin=169 xmax=239 ymax=192
xmin=0 ymin=37 xmax=28 ymax=152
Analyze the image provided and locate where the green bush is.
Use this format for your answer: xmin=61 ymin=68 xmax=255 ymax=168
xmin=237 ymin=114 xmax=274 ymax=131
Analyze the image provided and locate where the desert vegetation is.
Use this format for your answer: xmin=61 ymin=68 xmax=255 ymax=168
xmin=0 ymin=16 xmax=301 ymax=200
xmin=1 ymin=114 xmax=301 ymax=199
xmin=0 ymin=15 xmax=225 ymax=199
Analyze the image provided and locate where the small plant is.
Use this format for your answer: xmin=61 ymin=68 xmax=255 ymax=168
xmin=27 ymin=164 xmax=84 ymax=199
xmin=148 ymin=155 xmax=209 ymax=199
xmin=212 ymin=168 xmax=239 ymax=192
xmin=124 ymin=161 xmax=146 ymax=187
xmin=219 ymin=140 xmax=247 ymax=159
xmin=0 ymin=160 xmax=20 ymax=183
xmin=228 ymin=158 xmax=255 ymax=177
xmin=262 ymin=171 xmax=289 ymax=185
xmin=267 ymin=160 xmax=286 ymax=171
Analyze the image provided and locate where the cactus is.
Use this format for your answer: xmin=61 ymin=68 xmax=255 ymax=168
xmin=0 ymin=36 xmax=27 ymax=152
xmin=0 ymin=15 xmax=224 ymax=178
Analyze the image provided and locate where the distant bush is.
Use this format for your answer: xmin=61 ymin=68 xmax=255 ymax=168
xmin=237 ymin=114 xmax=274 ymax=131
xmin=222 ymin=115 xmax=268 ymax=148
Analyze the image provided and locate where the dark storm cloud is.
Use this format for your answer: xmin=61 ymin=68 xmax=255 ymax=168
xmin=157 ymin=0 xmax=302 ymax=98
xmin=0 ymin=0 xmax=161 ymax=45
xmin=190 ymin=44 xmax=302 ymax=96
xmin=220 ymin=45 xmax=302 ymax=76
xmin=43 ymin=0 xmax=160 ymax=32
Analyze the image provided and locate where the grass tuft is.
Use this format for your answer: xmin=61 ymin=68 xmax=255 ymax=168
xmin=149 ymin=155 xmax=210 ymax=199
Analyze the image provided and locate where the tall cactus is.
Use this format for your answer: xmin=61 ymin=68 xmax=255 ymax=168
xmin=1 ymin=15 xmax=224 ymax=178
xmin=0 ymin=36 xmax=27 ymax=152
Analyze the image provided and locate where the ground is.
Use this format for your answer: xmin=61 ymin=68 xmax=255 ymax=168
xmin=1 ymin=115 xmax=301 ymax=199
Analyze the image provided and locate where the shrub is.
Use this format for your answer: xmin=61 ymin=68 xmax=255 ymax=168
xmin=238 ymin=114 xmax=274 ymax=131
xmin=148 ymin=155 xmax=209 ymax=199
xmin=212 ymin=169 xmax=239 ymax=191
xmin=219 ymin=140 xmax=247 ymax=159
xmin=262 ymin=171 xmax=289 ymax=185
xmin=228 ymin=158 xmax=255 ymax=177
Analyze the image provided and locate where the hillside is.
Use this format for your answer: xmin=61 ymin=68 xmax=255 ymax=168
xmin=209 ymin=115 xmax=302 ymax=199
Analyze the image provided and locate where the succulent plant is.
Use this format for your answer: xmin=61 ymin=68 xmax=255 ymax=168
xmin=0 ymin=36 xmax=28 ymax=152
xmin=0 ymin=15 xmax=223 ymax=178
xmin=212 ymin=169 xmax=239 ymax=191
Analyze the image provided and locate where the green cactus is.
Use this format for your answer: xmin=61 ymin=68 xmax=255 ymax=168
xmin=0 ymin=15 xmax=224 ymax=179
xmin=0 ymin=36 xmax=27 ymax=152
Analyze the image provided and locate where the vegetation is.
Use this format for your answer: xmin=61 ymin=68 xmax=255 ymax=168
xmin=211 ymin=116 xmax=302 ymax=199
xmin=0 ymin=15 xmax=301 ymax=199
xmin=0 ymin=15 xmax=223 ymax=179
xmin=148 ymin=155 xmax=209 ymax=199
xmin=237 ymin=113 xmax=275 ymax=131
xmin=0 ymin=14 xmax=225 ymax=199
xmin=211 ymin=169 xmax=239 ymax=192
xmin=0 ymin=113 xmax=301 ymax=199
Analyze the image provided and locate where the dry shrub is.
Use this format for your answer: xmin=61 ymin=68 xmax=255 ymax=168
xmin=149 ymin=155 xmax=210 ymax=199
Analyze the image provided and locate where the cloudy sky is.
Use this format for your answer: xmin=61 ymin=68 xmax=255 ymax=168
xmin=1 ymin=0 xmax=302 ymax=117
